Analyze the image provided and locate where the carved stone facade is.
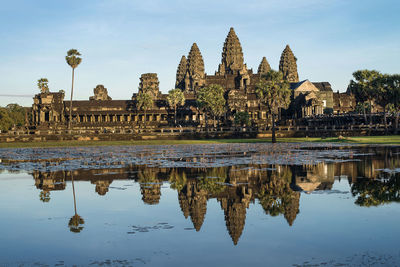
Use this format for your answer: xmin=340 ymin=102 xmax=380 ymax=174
xmin=290 ymin=80 xmax=334 ymax=117
xmin=31 ymin=27 xmax=343 ymax=131
xmin=90 ymin=85 xmax=112 ymax=101
xmin=279 ymin=45 xmax=299 ymax=83
xmin=175 ymin=55 xmax=188 ymax=90
xmin=258 ymin=57 xmax=271 ymax=75
xmin=217 ymin=27 xmax=247 ymax=76
xmin=32 ymin=90 xmax=65 ymax=128
xmin=137 ymin=73 xmax=160 ymax=99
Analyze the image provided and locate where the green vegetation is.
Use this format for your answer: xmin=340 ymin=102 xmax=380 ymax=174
xmin=1 ymin=135 xmax=400 ymax=148
xmin=234 ymin=111 xmax=250 ymax=127
xmin=197 ymin=84 xmax=226 ymax=128
xmin=169 ymin=169 xmax=187 ymax=191
xmin=0 ymin=104 xmax=27 ymax=132
xmin=351 ymin=175 xmax=400 ymax=207
xmin=136 ymin=88 xmax=153 ymax=128
xmin=37 ymin=78 xmax=49 ymax=93
xmin=65 ymin=49 xmax=82 ymax=129
xmin=256 ymin=70 xmax=291 ymax=143
xmin=167 ymin=88 xmax=185 ymax=125
xmin=348 ymin=70 xmax=400 ymax=131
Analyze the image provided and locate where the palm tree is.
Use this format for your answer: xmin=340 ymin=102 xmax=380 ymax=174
xmin=37 ymin=78 xmax=49 ymax=93
xmin=167 ymin=88 xmax=185 ymax=126
xmin=65 ymin=49 xmax=82 ymax=130
xmin=256 ymin=70 xmax=291 ymax=143
xmin=136 ymin=89 xmax=153 ymax=128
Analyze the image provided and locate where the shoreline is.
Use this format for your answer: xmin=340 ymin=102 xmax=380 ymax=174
xmin=1 ymin=135 xmax=399 ymax=148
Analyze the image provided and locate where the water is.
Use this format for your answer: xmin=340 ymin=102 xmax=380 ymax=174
xmin=0 ymin=143 xmax=399 ymax=266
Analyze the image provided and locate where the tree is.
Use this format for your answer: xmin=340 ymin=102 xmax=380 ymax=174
xmin=136 ymin=89 xmax=153 ymax=128
xmin=255 ymin=70 xmax=291 ymax=143
xmin=37 ymin=78 xmax=49 ymax=93
xmin=197 ymin=84 xmax=226 ymax=128
xmin=0 ymin=104 xmax=26 ymax=132
xmin=351 ymin=175 xmax=400 ymax=207
xmin=373 ymin=74 xmax=391 ymax=131
xmin=6 ymin=104 xmax=25 ymax=127
xmin=0 ymin=108 xmax=13 ymax=132
xmin=65 ymin=49 xmax=82 ymax=130
xmin=234 ymin=111 xmax=250 ymax=127
xmin=167 ymin=88 xmax=185 ymax=126
xmin=387 ymin=74 xmax=400 ymax=134
xmin=348 ymin=70 xmax=381 ymax=124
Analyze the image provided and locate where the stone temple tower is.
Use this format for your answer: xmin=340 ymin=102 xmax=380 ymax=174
xmin=174 ymin=43 xmax=206 ymax=92
xmin=137 ymin=73 xmax=160 ymax=100
xmin=187 ymin=43 xmax=205 ymax=90
xmin=217 ymin=27 xmax=247 ymax=75
xmin=175 ymin=55 xmax=188 ymax=90
xmin=279 ymin=45 xmax=299 ymax=82
xmin=257 ymin=57 xmax=271 ymax=75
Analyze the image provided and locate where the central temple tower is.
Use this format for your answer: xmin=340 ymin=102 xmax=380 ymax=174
xmin=217 ymin=27 xmax=247 ymax=75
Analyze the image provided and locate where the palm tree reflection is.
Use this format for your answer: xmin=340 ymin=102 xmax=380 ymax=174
xmin=39 ymin=190 xmax=50 ymax=203
xmin=68 ymin=171 xmax=85 ymax=233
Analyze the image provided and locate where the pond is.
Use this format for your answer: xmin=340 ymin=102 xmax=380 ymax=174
xmin=0 ymin=143 xmax=399 ymax=267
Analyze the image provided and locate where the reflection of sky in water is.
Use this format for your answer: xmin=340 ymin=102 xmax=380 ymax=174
xmin=0 ymin=145 xmax=400 ymax=266
xmin=0 ymin=173 xmax=399 ymax=266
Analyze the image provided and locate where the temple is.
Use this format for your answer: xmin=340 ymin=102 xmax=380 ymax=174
xmin=31 ymin=27 xmax=355 ymax=133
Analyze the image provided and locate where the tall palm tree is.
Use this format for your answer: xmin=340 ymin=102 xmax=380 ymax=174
xmin=65 ymin=49 xmax=82 ymax=130
xmin=37 ymin=78 xmax=49 ymax=93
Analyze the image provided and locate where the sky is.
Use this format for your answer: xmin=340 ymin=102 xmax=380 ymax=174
xmin=0 ymin=0 xmax=399 ymax=106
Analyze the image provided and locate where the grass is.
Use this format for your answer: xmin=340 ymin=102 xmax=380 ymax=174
xmin=1 ymin=136 xmax=400 ymax=148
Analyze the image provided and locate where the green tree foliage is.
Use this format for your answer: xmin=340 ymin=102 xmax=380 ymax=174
xmin=197 ymin=84 xmax=226 ymax=128
xmin=386 ymin=74 xmax=400 ymax=134
xmin=37 ymin=78 xmax=49 ymax=93
xmin=0 ymin=104 xmax=27 ymax=132
xmin=373 ymin=74 xmax=393 ymax=130
xmin=169 ymin=169 xmax=187 ymax=191
xmin=256 ymin=70 xmax=291 ymax=143
xmin=136 ymin=89 xmax=154 ymax=128
xmin=351 ymin=174 xmax=400 ymax=207
xmin=234 ymin=111 xmax=250 ymax=127
xmin=0 ymin=108 xmax=12 ymax=132
xmin=349 ymin=70 xmax=400 ymax=131
xmin=348 ymin=70 xmax=381 ymax=123
xmin=257 ymin=167 xmax=300 ymax=226
xmin=137 ymin=168 xmax=161 ymax=205
xmin=65 ymin=49 xmax=82 ymax=129
xmin=197 ymin=167 xmax=227 ymax=194
xmin=167 ymin=88 xmax=185 ymax=125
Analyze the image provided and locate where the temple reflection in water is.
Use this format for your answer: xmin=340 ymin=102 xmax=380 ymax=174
xmin=31 ymin=147 xmax=400 ymax=245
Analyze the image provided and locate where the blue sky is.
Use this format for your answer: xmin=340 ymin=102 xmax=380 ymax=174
xmin=0 ymin=0 xmax=399 ymax=106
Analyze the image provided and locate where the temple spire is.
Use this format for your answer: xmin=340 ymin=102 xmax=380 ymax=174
xmin=258 ymin=57 xmax=271 ymax=75
xmin=187 ymin=43 xmax=205 ymax=78
xmin=279 ymin=45 xmax=299 ymax=82
xmin=175 ymin=55 xmax=188 ymax=89
xmin=218 ymin=27 xmax=246 ymax=75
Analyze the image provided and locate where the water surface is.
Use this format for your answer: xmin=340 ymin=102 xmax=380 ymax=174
xmin=0 ymin=143 xmax=399 ymax=266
